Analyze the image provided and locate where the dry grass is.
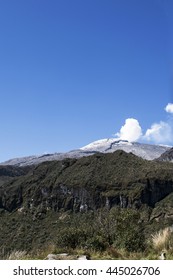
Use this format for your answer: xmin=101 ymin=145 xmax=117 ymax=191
xmin=7 ymin=250 xmax=28 ymax=260
xmin=151 ymin=227 xmax=171 ymax=252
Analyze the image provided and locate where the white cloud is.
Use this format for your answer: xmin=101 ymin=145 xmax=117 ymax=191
xmin=114 ymin=103 xmax=173 ymax=145
xmin=143 ymin=121 xmax=173 ymax=144
xmin=165 ymin=103 xmax=173 ymax=114
xmin=115 ymin=118 xmax=142 ymax=142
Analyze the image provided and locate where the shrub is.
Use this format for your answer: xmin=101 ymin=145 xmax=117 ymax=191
xmin=113 ymin=209 xmax=146 ymax=252
xmin=85 ymin=235 xmax=107 ymax=251
xmin=151 ymin=227 xmax=172 ymax=252
xmin=56 ymin=227 xmax=88 ymax=249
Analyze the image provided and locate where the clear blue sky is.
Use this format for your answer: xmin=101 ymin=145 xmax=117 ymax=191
xmin=0 ymin=0 xmax=173 ymax=162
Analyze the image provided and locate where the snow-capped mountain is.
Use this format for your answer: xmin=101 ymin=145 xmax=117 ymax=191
xmin=80 ymin=138 xmax=171 ymax=160
xmin=80 ymin=138 xmax=132 ymax=151
xmin=0 ymin=138 xmax=171 ymax=166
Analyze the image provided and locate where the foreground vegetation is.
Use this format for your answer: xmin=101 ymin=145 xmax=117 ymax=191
xmin=1 ymin=208 xmax=173 ymax=260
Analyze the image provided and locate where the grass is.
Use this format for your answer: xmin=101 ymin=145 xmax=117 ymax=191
xmin=5 ymin=244 xmax=173 ymax=260
xmin=7 ymin=250 xmax=28 ymax=260
xmin=151 ymin=227 xmax=171 ymax=252
xmin=1 ymin=210 xmax=173 ymax=260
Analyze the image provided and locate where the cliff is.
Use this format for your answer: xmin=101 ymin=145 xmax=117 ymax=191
xmin=1 ymin=150 xmax=173 ymax=258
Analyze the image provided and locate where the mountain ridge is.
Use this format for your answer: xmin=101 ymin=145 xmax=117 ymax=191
xmin=0 ymin=139 xmax=171 ymax=166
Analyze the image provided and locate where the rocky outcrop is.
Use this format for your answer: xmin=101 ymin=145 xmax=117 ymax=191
xmin=1 ymin=150 xmax=173 ymax=215
xmin=157 ymin=147 xmax=173 ymax=162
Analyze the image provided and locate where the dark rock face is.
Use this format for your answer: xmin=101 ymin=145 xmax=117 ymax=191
xmin=150 ymin=193 xmax=173 ymax=221
xmin=1 ymin=150 xmax=173 ymax=215
xmin=157 ymin=147 xmax=173 ymax=162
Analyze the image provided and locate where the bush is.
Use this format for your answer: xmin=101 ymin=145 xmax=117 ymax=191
xmin=56 ymin=227 xmax=88 ymax=249
xmin=85 ymin=235 xmax=107 ymax=251
xmin=113 ymin=209 xmax=146 ymax=252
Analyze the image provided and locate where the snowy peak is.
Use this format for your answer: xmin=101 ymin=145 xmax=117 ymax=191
xmin=80 ymin=138 xmax=171 ymax=160
xmin=80 ymin=138 xmax=131 ymax=152
xmin=0 ymin=138 xmax=172 ymax=166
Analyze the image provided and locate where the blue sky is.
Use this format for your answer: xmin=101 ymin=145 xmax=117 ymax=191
xmin=0 ymin=0 xmax=173 ymax=162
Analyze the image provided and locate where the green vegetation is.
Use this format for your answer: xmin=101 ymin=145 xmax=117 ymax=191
xmin=1 ymin=150 xmax=173 ymax=259
xmin=0 ymin=208 xmax=173 ymax=260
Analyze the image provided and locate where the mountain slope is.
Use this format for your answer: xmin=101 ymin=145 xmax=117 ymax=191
xmin=1 ymin=150 xmax=173 ymax=258
xmin=157 ymin=147 xmax=173 ymax=162
xmin=0 ymin=165 xmax=32 ymax=187
xmin=0 ymin=139 xmax=171 ymax=166
xmin=80 ymin=139 xmax=170 ymax=160
xmin=1 ymin=150 xmax=173 ymax=213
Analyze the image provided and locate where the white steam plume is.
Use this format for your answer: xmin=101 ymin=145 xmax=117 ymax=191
xmin=115 ymin=118 xmax=142 ymax=142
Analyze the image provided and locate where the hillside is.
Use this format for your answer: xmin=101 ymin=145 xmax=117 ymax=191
xmin=0 ymin=165 xmax=32 ymax=187
xmin=1 ymin=150 xmax=173 ymax=259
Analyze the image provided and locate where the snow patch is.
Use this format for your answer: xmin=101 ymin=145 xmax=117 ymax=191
xmin=80 ymin=138 xmax=131 ymax=151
